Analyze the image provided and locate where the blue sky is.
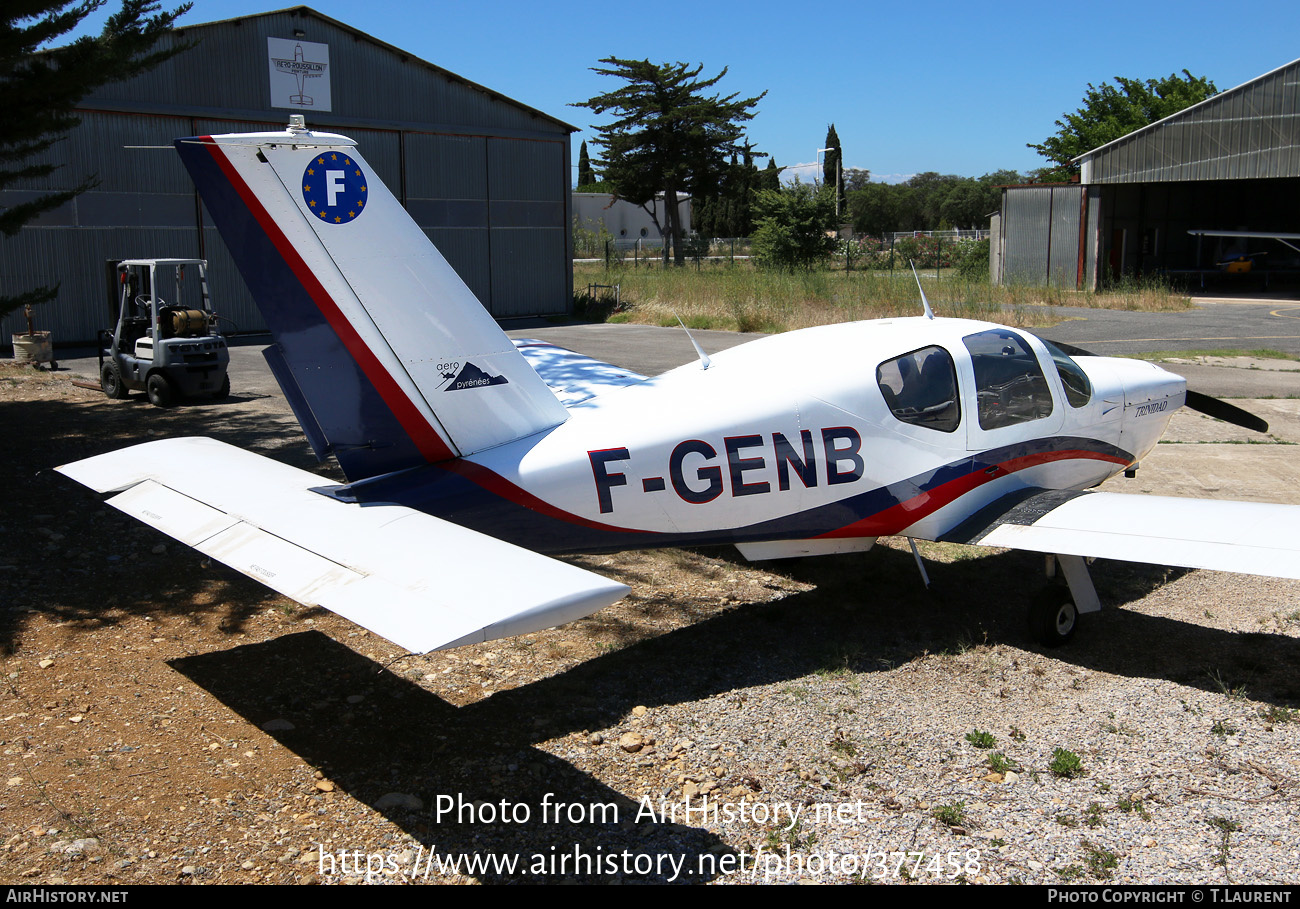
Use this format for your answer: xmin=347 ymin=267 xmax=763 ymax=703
xmin=62 ymin=0 xmax=1300 ymax=184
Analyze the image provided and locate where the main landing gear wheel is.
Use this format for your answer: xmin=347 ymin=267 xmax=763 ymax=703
xmin=101 ymin=361 xmax=128 ymax=399
xmin=1030 ymin=587 xmax=1078 ymax=647
xmin=146 ymin=373 xmax=175 ymax=408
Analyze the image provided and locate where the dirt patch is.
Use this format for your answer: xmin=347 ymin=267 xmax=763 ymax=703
xmin=3 ymin=362 xmax=1298 ymax=885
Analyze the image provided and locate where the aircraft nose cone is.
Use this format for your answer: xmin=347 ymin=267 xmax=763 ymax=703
xmin=1114 ymin=359 xmax=1187 ymax=411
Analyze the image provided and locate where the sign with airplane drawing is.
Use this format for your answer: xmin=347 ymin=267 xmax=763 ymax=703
xmin=268 ymin=38 xmax=331 ymax=112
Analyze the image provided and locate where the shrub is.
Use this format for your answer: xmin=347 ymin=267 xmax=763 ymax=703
xmin=751 ymin=183 xmax=838 ymax=272
xmin=952 ymin=238 xmax=990 ymax=278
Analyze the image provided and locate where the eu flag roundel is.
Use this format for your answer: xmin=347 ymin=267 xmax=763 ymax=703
xmin=302 ymin=153 xmax=367 ymax=225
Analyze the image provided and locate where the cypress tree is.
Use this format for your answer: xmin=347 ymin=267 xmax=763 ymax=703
xmin=577 ymin=140 xmax=596 ymax=188
xmin=823 ymin=124 xmax=843 ymax=215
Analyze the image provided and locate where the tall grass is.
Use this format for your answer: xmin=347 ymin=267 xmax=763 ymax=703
xmin=575 ymin=261 xmax=1192 ymax=334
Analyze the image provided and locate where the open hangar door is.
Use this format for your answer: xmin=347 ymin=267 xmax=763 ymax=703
xmin=1093 ymin=178 xmax=1300 ymax=291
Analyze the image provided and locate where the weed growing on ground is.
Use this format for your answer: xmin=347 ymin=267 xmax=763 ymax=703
xmin=1082 ymin=841 xmax=1118 ymax=879
xmin=1207 ymin=668 xmax=1249 ymax=700
xmin=1050 ymin=747 xmax=1084 ymax=778
xmin=932 ymin=801 xmax=967 ymax=828
xmin=1208 ymin=816 xmax=1240 ymax=872
xmin=1117 ymin=795 xmax=1151 ymax=821
xmin=1211 ymin=719 xmax=1238 ymax=737
xmin=986 ymin=752 xmax=1018 ymax=773
xmin=1260 ymin=705 xmax=1296 ymax=725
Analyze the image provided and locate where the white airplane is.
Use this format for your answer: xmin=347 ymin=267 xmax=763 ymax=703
xmin=57 ymin=120 xmax=1300 ymax=654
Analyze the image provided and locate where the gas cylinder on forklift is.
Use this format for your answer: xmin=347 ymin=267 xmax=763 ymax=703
xmin=98 ymin=259 xmax=231 ymax=407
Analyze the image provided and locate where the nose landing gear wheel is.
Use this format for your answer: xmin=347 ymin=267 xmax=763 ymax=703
xmin=1030 ymin=587 xmax=1078 ymax=647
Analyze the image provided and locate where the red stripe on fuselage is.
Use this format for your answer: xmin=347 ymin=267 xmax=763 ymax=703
xmin=815 ymin=448 xmax=1129 ymax=539
xmin=437 ymin=447 xmax=1128 ymax=543
xmin=437 ymin=458 xmax=651 ymax=535
xmin=199 ymin=138 xmax=455 ymax=463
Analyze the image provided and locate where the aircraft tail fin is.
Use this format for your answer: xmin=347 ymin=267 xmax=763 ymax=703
xmin=175 ymin=124 xmax=567 ymax=481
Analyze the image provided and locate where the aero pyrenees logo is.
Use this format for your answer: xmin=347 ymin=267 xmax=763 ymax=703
xmin=302 ymin=154 xmax=366 ymax=224
xmin=441 ymin=362 xmax=510 ymax=392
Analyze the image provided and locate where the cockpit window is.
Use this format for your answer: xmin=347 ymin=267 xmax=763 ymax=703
xmin=962 ymin=329 xmax=1054 ymax=430
xmin=1040 ymin=339 xmax=1092 ymax=408
xmin=876 ymin=345 xmax=960 ymax=433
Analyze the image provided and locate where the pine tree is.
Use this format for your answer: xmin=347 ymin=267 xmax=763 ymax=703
xmin=2 ymin=0 xmax=193 ymax=316
xmin=573 ymin=58 xmax=765 ymax=265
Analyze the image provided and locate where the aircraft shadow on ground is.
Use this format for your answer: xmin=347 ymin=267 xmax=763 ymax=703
xmin=1 ymin=395 xmax=333 ymax=652
xmin=169 ymin=630 xmax=731 ymax=884
xmin=168 ymin=546 xmax=1299 ymax=882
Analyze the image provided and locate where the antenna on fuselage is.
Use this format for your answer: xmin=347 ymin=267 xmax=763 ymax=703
xmin=675 ymin=315 xmax=712 ymax=370
xmin=909 ymin=261 xmax=935 ymax=320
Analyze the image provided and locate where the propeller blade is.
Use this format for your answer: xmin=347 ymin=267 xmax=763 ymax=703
xmin=1043 ymin=339 xmax=1270 ymax=433
xmin=1184 ymin=390 xmax=1269 ymax=433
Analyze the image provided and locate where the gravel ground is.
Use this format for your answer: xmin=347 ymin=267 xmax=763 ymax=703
xmin=1 ymin=360 xmax=1298 ymax=885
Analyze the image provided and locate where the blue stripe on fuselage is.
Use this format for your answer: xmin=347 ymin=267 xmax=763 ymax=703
xmin=315 ymin=436 xmax=1134 ymax=554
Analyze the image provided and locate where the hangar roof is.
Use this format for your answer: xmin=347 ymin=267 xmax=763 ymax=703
xmin=81 ymin=5 xmax=577 ymax=137
xmin=1077 ymin=58 xmax=1300 ymax=184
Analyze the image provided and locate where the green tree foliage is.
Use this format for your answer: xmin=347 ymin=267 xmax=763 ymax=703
xmin=576 ymin=140 xmax=596 ymax=189
xmin=847 ymin=170 xmax=1022 ymax=237
xmin=842 ymin=167 xmax=871 ymax=194
xmin=751 ymin=182 xmax=837 ymax=271
xmin=1029 ymin=70 xmax=1218 ymax=181
xmin=573 ymin=57 xmax=765 ymax=264
xmin=822 ymin=123 xmax=843 ymax=215
xmin=847 ymin=182 xmax=897 ymax=238
xmin=2 ymin=0 xmax=192 ymax=317
xmin=939 ymin=180 xmax=992 ymax=227
xmin=693 ymin=142 xmax=765 ymax=238
xmin=761 ymin=158 xmax=781 ymax=191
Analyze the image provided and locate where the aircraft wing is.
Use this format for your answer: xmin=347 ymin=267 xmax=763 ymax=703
xmin=942 ymin=487 xmax=1300 ymax=579
xmin=1188 ymin=230 xmax=1300 ymax=240
xmin=1188 ymin=230 xmax=1300 ymax=253
xmin=512 ymin=338 xmax=647 ymax=406
xmin=56 ymin=438 xmax=629 ymax=652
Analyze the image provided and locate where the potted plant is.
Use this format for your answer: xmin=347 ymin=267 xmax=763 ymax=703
xmin=11 ymin=304 xmax=55 ymax=368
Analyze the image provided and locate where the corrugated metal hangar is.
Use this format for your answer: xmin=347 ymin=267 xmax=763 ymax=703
xmin=2 ymin=5 xmax=576 ymax=344
xmin=993 ymin=58 xmax=1300 ymax=291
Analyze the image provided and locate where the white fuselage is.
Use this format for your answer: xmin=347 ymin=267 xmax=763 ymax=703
xmin=457 ymin=318 xmax=1184 ymax=550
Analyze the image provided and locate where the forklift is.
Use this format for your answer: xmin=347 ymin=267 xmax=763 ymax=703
xmin=99 ymin=259 xmax=230 ymax=407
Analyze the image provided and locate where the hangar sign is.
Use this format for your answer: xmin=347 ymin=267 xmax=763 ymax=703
xmin=267 ymin=37 xmax=332 ymax=112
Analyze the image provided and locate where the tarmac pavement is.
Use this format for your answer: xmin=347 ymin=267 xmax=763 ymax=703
xmin=49 ymin=294 xmax=1300 ymax=403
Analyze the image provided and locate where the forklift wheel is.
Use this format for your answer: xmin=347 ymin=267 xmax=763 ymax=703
xmin=213 ymin=374 xmax=231 ymax=399
xmin=101 ymin=362 xmax=129 ymax=400
xmin=146 ymin=373 xmax=176 ymax=408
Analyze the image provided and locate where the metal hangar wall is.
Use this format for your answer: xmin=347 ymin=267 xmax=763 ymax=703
xmin=993 ymin=58 xmax=1300 ymax=291
xmin=1 ymin=5 xmax=576 ymax=344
